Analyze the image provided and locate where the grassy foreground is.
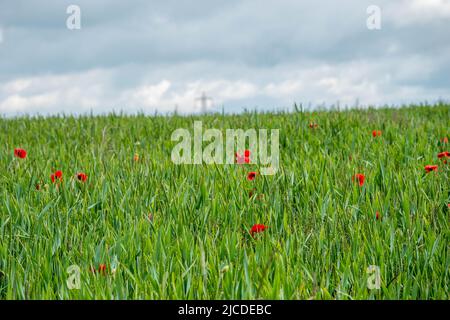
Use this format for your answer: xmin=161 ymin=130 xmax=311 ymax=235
xmin=0 ymin=104 xmax=449 ymax=299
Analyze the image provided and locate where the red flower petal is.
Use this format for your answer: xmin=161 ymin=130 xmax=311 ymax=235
xmin=424 ymin=165 xmax=438 ymax=173
xmin=437 ymin=151 xmax=449 ymax=159
xmin=77 ymin=172 xmax=87 ymax=182
xmin=98 ymin=264 xmax=106 ymax=274
xmin=352 ymin=173 xmax=365 ymax=187
xmin=372 ymin=130 xmax=382 ymax=137
xmin=247 ymin=171 xmax=257 ymax=181
xmin=14 ymin=148 xmax=27 ymax=159
xmin=250 ymin=224 xmax=268 ymax=237
xmin=51 ymin=170 xmax=63 ymax=183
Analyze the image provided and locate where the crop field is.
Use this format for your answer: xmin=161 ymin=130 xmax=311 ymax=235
xmin=0 ymin=104 xmax=449 ymax=299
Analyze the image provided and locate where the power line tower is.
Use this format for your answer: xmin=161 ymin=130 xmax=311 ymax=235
xmin=196 ymin=91 xmax=213 ymax=114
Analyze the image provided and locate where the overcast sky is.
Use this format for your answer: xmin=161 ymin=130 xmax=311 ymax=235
xmin=1 ymin=0 xmax=450 ymax=116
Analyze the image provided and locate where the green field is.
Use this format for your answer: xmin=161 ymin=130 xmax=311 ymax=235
xmin=0 ymin=104 xmax=449 ymax=299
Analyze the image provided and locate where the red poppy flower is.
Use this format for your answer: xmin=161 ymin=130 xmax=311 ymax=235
xmin=437 ymin=151 xmax=449 ymax=159
xmin=90 ymin=264 xmax=107 ymax=275
xmin=376 ymin=211 xmax=380 ymax=220
xmin=309 ymin=123 xmax=318 ymax=129
xmin=250 ymin=224 xmax=268 ymax=237
xmin=51 ymin=170 xmax=63 ymax=183
xmin=98 ymin=264 xmax=106 ymax=274
xmin=352 ymin=173 xmax=365 ymax=187
xmin=244 ymin=150 xmax=251 ymax=163
xmin=247 ymin=171 xmax=257 ymax=181
xmin=76 ymin=172 xmax=88 ymax=182
xmin=424 ymin=165 xmax=438 ymax=173
xmin=235 ymin=151 xmax=250 ymax=164
xmin=14 ymin=148 xmax=27 ymax=159
xmin=372 ymin=130 xmax=382 ymax=137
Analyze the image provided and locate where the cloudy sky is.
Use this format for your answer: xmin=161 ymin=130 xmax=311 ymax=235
xmin=1 ymin=0 xmax=449 ymax=116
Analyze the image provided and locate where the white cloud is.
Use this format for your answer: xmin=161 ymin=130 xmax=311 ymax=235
xmin=1 ymin=79 xmax=31 ymax=93
xmin=264 ymin=80 xmax=303 ymax=98
xmin=0 ymin=70 xmax=108 ymax=115
xmin=122 ymin=80 xmax=172 ymax=109
xmin=0 ymin=93 xmax=57 ymax=113
xmin=1 ymin=55 xmax=447 ymax=116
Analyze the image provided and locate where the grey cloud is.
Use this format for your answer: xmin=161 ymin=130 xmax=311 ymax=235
xmin=0 ymin=0 xmax=449 ymax=116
